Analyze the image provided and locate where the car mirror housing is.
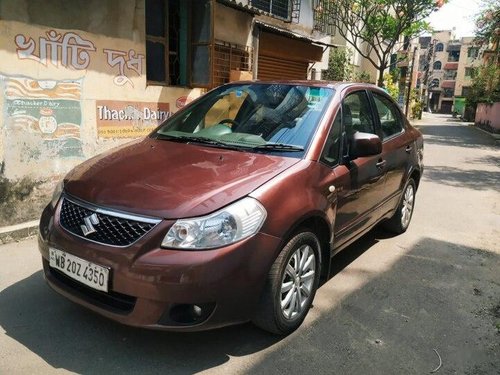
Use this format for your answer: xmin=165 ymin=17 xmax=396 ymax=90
xmin=349 ymin=132 xmax=382 ymax=158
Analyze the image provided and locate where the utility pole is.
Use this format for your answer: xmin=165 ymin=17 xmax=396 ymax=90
xmin=424 ymin=39 xmax=437 ymax=112
xmin=405 ymin=46 xmax=418 ymax=117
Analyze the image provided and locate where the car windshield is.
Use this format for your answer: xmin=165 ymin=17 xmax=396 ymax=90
xmin=153 ymin=83 xmax=335 ymax=157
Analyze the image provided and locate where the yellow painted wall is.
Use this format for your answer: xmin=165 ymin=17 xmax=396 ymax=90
xmin=0 ymin=1 xmax=203 ymax=181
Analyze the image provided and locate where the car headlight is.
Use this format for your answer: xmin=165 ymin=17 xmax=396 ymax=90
xmin=162 ymin=197 xmax=267 ymax=249
xmin=50 ymin=180 xmax=64 ymax=208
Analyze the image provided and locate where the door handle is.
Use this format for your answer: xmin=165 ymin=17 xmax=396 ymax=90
xmin=376 ymin=159 xmax=387 ymax=169
xmin=405 ymin=145 xmax=413 ymax=153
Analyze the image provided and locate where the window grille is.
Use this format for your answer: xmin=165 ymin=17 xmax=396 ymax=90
xmin=213 ymin=41 xmax=253 ymax=87
xmin=312 ymin=0 xmax=336 ymax=35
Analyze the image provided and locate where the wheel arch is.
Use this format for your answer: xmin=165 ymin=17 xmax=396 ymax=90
xmin=409 ymin=167 xmax=422 ymax=189
xmin=279 ymin=213 xmax=332 ymax=283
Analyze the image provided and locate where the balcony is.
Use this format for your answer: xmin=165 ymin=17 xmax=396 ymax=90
xmin=444 ymin=62 xmax=459 ymax=70
xmin=443 ymin=72 xmax=457 ymax=80
xmin=443 ymin=88 xmax=454 ymax=98
xmin=446 ymin=43 xmax=461 ymax=52
xmin=447 ymin=50 xmax=460 ymax=62
xmin=441 ymin=81 xmax=456 ymax=89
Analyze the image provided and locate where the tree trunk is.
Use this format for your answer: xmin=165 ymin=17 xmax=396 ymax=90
xmin=377 ymin=67 xmax=385 ymax=87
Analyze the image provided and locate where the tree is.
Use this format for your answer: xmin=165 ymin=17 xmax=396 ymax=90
xmin=474 ymin=0 xmax=500 ymax=62
xmin=322 ymin=48 xmax=353 ymax=81
xmin=321 ymin=0 xmax=446 ymax=87
xmin=466 ymin=63 xmax=500 ymax=107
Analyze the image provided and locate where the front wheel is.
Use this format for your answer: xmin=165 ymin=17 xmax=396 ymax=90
xmin=383 ymin=178 xmax=416 ymax=234
xmin=252 ymin=231 xmax=321 ymax=335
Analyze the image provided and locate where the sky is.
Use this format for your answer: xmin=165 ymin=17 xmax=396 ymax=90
xmin=426 ymin=0 xmax=482 ymax=38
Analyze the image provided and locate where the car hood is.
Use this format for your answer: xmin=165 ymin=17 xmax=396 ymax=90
xmin=64 ymin=138 xmax=299 ymax=219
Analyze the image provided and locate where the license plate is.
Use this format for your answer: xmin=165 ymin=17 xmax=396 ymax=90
xmin=49 ymin=248 xmax=109 ymax=292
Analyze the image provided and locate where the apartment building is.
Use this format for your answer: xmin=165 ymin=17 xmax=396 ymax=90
xmin=417 ymin=31 xmax=483 ymax=114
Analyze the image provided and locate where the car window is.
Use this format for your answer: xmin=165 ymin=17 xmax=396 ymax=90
xmin=372 ymin=92 xmax=404 ymax=139
xmin=342 ymin=91 xmax=376 ymax=136
xmin=155 ymin=84 xmax=335 ymax=158
xmin=204 ymin=91 xmax=248 ymax=126
xmin=320 ymin=111 xmax=342 ymax=166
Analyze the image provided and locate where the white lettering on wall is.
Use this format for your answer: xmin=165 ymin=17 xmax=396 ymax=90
xmin=103 ymin=49 xmax=145 ymax=87
xmin=14 ymin=30 xmax=145 ymax=87
xmin=15 ymin=30 xmax=96 ymax=69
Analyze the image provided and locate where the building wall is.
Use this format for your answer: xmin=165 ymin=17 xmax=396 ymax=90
xmin=214 ymin=3 xmax=253 ymax=47
xmin=455 ymin=37 xmax=483 ymax=98
xmin=0 ymin=0 xmax=331 ymax=225
xmin=475 ymin=102 xmax=500 ymax=133
xmin=0 ymin=0 xmax=203 ymax=182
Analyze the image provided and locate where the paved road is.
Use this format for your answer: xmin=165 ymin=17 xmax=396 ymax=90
xmin=1 ymin=113 xmax=499 ymax=374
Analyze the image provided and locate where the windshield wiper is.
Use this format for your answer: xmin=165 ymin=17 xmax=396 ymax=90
xmin=252 ymin=143 xmax=304 ymax=152
xmin=155 ymin=134 xmax=242 ymax=151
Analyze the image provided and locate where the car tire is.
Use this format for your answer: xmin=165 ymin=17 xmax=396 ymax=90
xmin=252 ymin=231 xmax=321 ymax=335
xmin=383 ymin=178 xmax=416 ymax=234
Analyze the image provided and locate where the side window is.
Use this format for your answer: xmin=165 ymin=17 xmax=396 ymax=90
xmin=372 ymin=93 xmax=404 ymax=139
xmin=320 ymin=111 xmax=342 ymax=166
xmin=342 ymin=91 xmax=376 ymax=136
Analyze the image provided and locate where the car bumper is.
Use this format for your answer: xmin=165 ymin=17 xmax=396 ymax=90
xmin=38 ymin=201 xmax=282 ymax=331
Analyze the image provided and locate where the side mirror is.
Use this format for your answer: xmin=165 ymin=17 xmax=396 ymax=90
xmin=349 ymin=132 xmax=382 ymax=158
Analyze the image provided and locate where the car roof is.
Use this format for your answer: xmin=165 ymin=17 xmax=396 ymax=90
xmin=224 ymin=80 xmax=385 ymax=94
xmin=227 ymin=80 xmax=371 ymax=87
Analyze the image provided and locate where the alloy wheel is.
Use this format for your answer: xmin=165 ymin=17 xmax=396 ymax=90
xmin=401 ymin=184 xmax=415 ymax=229
xmin=280 ymin=244 xmax=316 ymax=320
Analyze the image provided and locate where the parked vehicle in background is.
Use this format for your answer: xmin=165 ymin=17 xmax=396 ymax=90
xmin=39 ymin=81 xmax=424 ymax=334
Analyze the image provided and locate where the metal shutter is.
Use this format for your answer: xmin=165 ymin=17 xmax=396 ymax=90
xmin=257 ymin=54 xmax=308 ymax=81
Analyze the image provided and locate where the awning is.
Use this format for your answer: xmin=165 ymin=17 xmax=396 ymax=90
xmin=255 ymin=20 xmax=339 ymax=49
xmin=441 ymin=81 xmax=456 ymax=89
xmin=444 ymin=62 xmax=459 ymax=70
xmin=216 ymin=0 xmax=261 ymax=15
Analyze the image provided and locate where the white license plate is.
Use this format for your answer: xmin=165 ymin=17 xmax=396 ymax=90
xmin=49 ymin=248 xmax=109 ymax=292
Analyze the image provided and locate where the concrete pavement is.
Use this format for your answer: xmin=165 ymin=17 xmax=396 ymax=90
xmin=0 ymin=113 xmax=499 ymax=374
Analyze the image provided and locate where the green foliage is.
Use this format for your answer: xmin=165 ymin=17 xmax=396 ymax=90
xmin=474 ymin=0 xmax=500 ymax=54
xmin=323 ymin=48 xmax=353 ymax=81
xmin=324 ymin=0 xmax=447 ymax=86
xmin=410 ymin=100 xmax=423 ymax=120
xmin=383 ymin=73 xmax=399 ymax=100
xmin=466 ymin=62 xmax=500 ymax=107
xmin=352 ymin=71 xmax=372 ymax=83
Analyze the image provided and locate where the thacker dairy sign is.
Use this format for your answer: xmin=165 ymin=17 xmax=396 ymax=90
xmin=96 ymin=100 xmax=171 ymax=138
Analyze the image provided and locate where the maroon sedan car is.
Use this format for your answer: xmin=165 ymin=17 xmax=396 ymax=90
xmin=39 ymin=81 xmax=423 ymax=334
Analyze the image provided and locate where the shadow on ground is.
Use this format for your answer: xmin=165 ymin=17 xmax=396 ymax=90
xmin=1 ymin=234 xmax=499 ymax=374
xmin=419 ymin=124 xmax=497 ymax=149
xmin=0 ymin=229 xmax=381 ymax=374
xmin=466 ymin=155 xmax=500 ymax=167
xmin=422 ymin=165 xmax=500 ymax=191
xmin=248 ymin=238 xmax=500 ymax=375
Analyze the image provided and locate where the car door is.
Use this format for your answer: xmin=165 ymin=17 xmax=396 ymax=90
xmin=369 ymin=91 xmax=412 ymax=214
xmin=326 ymin=90 xmax=386 ymax=249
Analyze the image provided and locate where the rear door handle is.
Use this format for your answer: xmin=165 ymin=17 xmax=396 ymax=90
xmin=376 ymin=159 xmax=387 ymax=169
xmin=405 ymin=145 xmax=413 ymax=153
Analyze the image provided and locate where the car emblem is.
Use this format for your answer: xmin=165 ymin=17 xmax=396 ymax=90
xmin=81 ymin=213 xmax=99 ymax=236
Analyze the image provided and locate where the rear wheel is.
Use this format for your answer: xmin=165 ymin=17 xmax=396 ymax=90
xmin=252 ymin=231 xmax=321 ymax=335
xmin=383 ymin=178 xmax=416 ymax=234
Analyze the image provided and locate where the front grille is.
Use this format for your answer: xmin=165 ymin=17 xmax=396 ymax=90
xmin=48 ymin=264 xmax=136 ymax=314
xmin=59 ymin=196 xmax=160 ymax=247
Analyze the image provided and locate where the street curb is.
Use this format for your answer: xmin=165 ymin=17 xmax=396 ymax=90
xmin=467 ymin=124 xmax=500 ymax=142
xmin=0 ymin=220 xmax=39 ymax=245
